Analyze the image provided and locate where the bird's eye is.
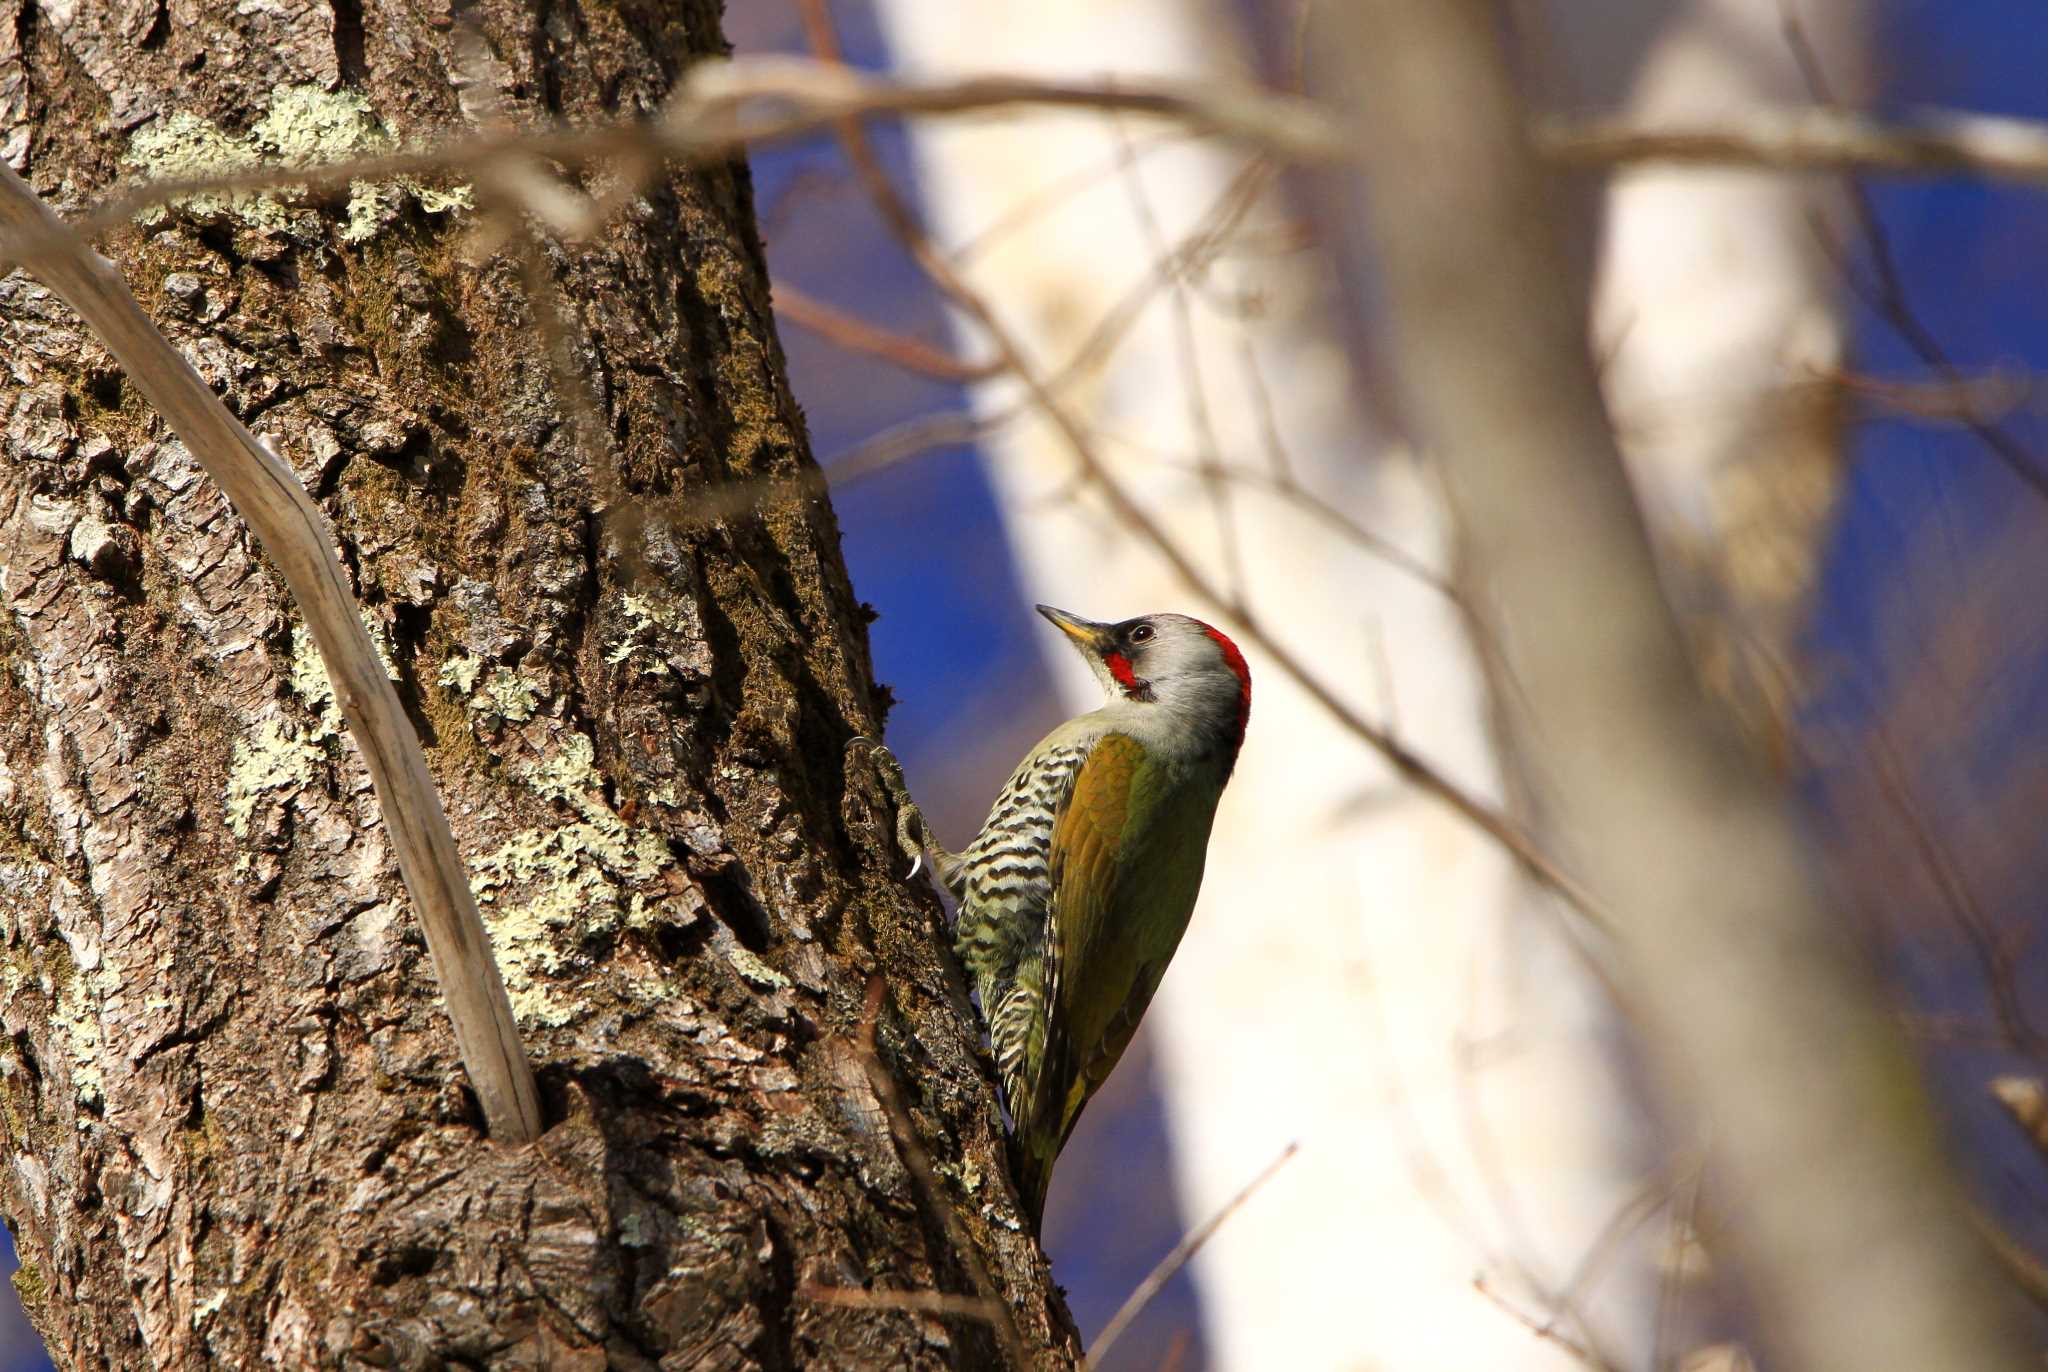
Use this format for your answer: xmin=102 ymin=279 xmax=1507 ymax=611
xmin=1128 ymin=623 xmax=1155 ymax=644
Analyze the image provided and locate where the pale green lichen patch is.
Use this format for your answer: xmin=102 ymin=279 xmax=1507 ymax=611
xmin=224 ymin=716 xmax=323 ymax=839
xmin=250 ymin=85 xmax=384 ymax=166
xmin=437 ymin=651 xmax=483 ymax=697
xmin=286 ymin=617 xmax=398 ymax=742
xmin=125 ymin=84 xmax=471 ymax=241
xmin=605 ymin=591 xmax=695 ymax=673
xmin=725 ymin=946 xmax=787 ymax=991
xmin=440 ymin=655 xmax=546 ymax=725
xmin=10 ymin=1264 xmax=43 ymax=1316
xmin=479 ymin=668 xmax=544 ymax=723
xmin=125 ymin=113 xmax=271 ymax=228
xmin=470 ymin=734 xmax=673 ymax=1026
xmin=51 ymin=961 xmax=104 ymax=1109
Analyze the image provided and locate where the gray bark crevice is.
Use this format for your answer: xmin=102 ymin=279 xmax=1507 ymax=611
xmin=0 ymin=1 xmax=1078 ymax=1367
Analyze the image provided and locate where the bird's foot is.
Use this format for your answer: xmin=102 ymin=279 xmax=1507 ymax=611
xmin=847 ymin=736 xmax=933 ymax=877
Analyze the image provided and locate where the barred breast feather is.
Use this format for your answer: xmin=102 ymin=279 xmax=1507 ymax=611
xmin=953 ymin=735 xmax=1089 ymax=1108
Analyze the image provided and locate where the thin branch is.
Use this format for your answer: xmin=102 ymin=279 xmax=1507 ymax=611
xmin=22 ymin=56 xmax=2048 ymax=273
xmin=1084 ymin=1141 xmax=1298 ymax=1371
xmin=0 ymin=167 xmax=543 ymax=1142
xmin=798 ymin=1283 xmax=1005 ymax=1322
xmin=1538 ymin=106 xmax=2048 ymax=187
xmin=1473 ymin=1274 xmax=1621 ymax=1372
xmin=1966 ymin=1201 xmax=2048 ymax=1319
xmin=1775 ymin=3 xmax=2048 ymax=502
xmin=1864 ymin=729 xmax=2045 ymax=1054
xmin=1830 ymin=366 xmax=2034 ymax=425
xmin=1110 ymin=117 xmax=1254 ymax=607
xmin=772 ymin=281 xmax=1001 ymax=382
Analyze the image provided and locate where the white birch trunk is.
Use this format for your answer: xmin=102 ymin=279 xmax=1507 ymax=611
xmin=1570 ymin=0 xmax=1865 ymax=747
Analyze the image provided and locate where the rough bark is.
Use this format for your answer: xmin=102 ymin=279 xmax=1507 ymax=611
xmin=0 ymin=2 xmax=1076 ymax=1368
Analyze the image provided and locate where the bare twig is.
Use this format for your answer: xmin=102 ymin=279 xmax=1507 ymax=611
xmin=1110 ymin=118 xmax=1253 ymax=606
xmin=20 ymin=54 xmax=2048 ymax=275
xmin=797 ymin=1283 xmax=1004 ymax=1322
xmin=1473 ymin=1274 xmax=1620 ymax=1372
xmin=1864 ymin=730 xmax=2046 ymax=1052
xmin=0 ymin=168 xmax=543 ymax=1142
xmin=1777 ymin=3 xmax=2048 ymax=501
xmin=1084 ymin=1141 xmax=1298 ymax=1370
xmin=1830 ymin=367 xmax=2032 ymax=424
xmin=1965 ymin=1202 xmax=2048 ymax=1319
xmin=856 ymin=976 xmax=1027 ymax=1369
xmin=951 ymin=128 xmax=1187 ymax=265
xmin=1538 ymin=106 xmax=2048 ymax=187
xmin=772 ymin=281 xmax=1001 ymax=382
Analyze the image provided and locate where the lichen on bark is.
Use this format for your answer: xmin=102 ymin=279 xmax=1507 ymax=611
xmin=0 ymin=1 xmax=1077 ymax=1366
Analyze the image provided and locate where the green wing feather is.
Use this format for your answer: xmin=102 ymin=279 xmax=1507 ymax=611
xmin=1012 ymin=732 xmax=1221 ymax=1221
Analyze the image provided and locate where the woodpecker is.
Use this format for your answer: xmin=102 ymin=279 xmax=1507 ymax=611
xmin=874 ymin=605 xmax=1250 ymax=1226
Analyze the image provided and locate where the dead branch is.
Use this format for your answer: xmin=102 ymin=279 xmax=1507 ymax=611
xmin=797 ymin=1283 xmax=1005 ymax=1323
xmin=772 ymin=281 xmax=1001 ymax=382
xmin=1539 ymin=106 xmax=2048 ymax=187
xmin=0 ymin=166 xmax=544 ymax=1144
xmin=16 ymin=55 xmax=2048 ymax=276
xmin=1473 ymin=1274 xmax=1622 ymax=1372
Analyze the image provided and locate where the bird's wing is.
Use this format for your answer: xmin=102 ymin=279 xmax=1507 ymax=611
xmin=1030 ymin=733 xmax=1214 ymax=1156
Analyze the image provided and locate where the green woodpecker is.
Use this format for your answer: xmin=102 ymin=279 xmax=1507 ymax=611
xmin=884 ymin=605 xmax=1250 ymax=1225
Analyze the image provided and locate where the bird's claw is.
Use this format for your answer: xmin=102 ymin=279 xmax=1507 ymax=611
xmin=848 ymin=735 xmax=930 ymax=880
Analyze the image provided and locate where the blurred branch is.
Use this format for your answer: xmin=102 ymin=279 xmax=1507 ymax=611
xmin=1540 ymin=106 xmax=2048 ymax=187
xmin=1831 ymin=367 xmax=2035 ymax=425
xmin=797 ymin=1283 xmax=1005 ymax=1322
xmin=1472 ymin=1275 xmax=1620 ymax=1372
xmin=1990 ymin=1076 xmax=2048 ymax=1158
xmin=1329 ymin=5 xmax=2032 ymax=1372
xmin=1864 ymin=731 xmax=2047 ymax=1054
xmin=25 ymin=50 xmax=2048 ymax=271
xmin=32 ymin=57 xmax=1347 ymax=263
xmin=772 ymin=281 xmax=1002 ymax=382
xmin=1775 ymin=3 xmax=2048 ymax=504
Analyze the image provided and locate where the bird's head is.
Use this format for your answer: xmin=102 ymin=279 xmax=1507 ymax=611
xmin=1037 ymin=605 xmax=1251 ymax=758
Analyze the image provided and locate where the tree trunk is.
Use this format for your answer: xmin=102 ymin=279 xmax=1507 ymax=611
xmin=0 ymin=3 xmax=1074 ymax=1368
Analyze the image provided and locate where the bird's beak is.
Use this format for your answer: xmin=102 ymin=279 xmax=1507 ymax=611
xmin=1036 ymin=604 xmax=1115 ymax=653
